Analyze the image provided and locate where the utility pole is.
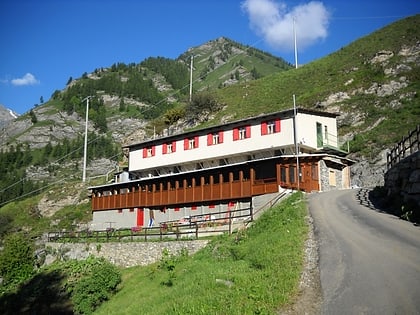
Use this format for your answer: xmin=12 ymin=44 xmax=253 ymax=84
xmin=189 ymin=55 xmax=193 ymax=102
xmin=293 ymin=94 xmax=300 ymax=190
xmin=82 ymin=96 xmax=91 ymax=183
xmin=293 ymin=17 xmax=298 ymax=69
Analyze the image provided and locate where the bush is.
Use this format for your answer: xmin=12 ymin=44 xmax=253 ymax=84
xmin=0 ymin=233 xmax=34 ymax=288
xmin=71 ymin=258 xmax=121 ymax=315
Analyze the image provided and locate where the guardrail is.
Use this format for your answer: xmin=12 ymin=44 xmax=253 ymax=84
xmin=387 ymin=125 xmax=420 ymax=169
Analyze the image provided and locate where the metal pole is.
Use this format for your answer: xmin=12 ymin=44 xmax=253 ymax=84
xmin=82 ymin=96 xmax=90 ymax=182
xmin=189 ymin=55 xmax=193 ymax=102
xmin=293 ymin=94 xmax=300 ymax=190
xmin=293 ymin=17 xmax=298 ymax=69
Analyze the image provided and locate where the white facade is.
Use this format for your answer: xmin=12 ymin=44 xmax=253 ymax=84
xmin=126 ymin=108 xmax=339 ymax=179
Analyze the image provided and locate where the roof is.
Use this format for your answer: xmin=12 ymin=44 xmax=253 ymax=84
xmin=124 ymin=107 xmax=340 ymax=150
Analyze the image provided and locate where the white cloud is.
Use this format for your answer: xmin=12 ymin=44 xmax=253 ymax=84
xmin=241 ymin=0 xmax=331 ymax=52
xmin=11 ymin=73 xmax=40 ymax=86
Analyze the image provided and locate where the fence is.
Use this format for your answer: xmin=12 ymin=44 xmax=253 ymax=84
xmin=387 ymin=125 xmax=420 ymax=169
xmin=47 ymin=207 xmax=252 ymax=243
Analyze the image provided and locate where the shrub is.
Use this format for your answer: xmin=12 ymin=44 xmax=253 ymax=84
xmin=0 ymin=233 xmax=35 ymax=287
xmin=71 ymin=258 xmax=121 ymax=315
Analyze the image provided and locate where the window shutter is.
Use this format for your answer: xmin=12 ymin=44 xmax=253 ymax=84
xmin=207 ymin=134 xmax=213 ymax=146
xmin=233 ymin=128 xmax=239 ymax=141
xmin=172 ymin=141 xmax=176 ymax=152
xmin=142 ymin=148 xmax=147 ymax=158
xmin=162 ymin=143 xmax=167 ymax=154
xmin=261 ymin=122 xmax=267 ymax=135
xmin=151 ymin=146 xmax=156 ymax=156
xmin=184 ymin=138 xmax=189 ymax=150
xmin=275 ymin=119 xmax=281 ymax=133
xmin=219 ymin=131 xmax=224 ymax=143
xmin=246 ymin=125 xmax=251 ymax=138
xmin=194 ymin=136 xmax=199 ymax=148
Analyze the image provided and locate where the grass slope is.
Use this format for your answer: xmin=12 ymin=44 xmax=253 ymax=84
xmin=95 ymin=191 xmax=307 ymax=315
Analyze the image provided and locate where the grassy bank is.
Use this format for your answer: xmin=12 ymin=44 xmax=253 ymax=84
xmin=95 ymin=191 xmax=308 ymax=315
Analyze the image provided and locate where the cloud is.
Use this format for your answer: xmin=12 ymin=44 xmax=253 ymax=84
xmin=241 ymin=0 xmax=330 ymax=52
xmin=11 ymin=73 xmax=40 ymax=86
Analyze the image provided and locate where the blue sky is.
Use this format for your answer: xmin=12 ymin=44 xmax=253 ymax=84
xmin=0 ymin=0 xmax=418 ymax=115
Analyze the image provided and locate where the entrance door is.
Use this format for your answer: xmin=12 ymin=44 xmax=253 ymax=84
xmin=136 ymin=208 xmax=144 ymax=227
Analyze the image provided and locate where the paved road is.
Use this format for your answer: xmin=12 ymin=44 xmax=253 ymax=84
xmin=309 ymin=189 xmax=420 ymax=315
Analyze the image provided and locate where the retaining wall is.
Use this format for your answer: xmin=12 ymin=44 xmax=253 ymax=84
xmin=45 ymin=240 xmax=209 ymax=268
xmin=384 ymin=151 xmax=420 ymax=209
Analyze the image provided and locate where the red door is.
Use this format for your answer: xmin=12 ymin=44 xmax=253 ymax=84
xmin=136 ymin=208 xmax=144 ymax=227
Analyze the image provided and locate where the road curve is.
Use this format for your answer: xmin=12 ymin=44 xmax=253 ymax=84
xmin=309 ymin=189 xmax=420 ymax=315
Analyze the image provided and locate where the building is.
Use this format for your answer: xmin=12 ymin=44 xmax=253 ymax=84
xmin=89 ymin=108 xmax=353 ymax=230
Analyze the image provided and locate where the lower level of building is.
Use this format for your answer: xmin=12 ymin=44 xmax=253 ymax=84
xmin=89 ymin=154 xmax=353 ymax=230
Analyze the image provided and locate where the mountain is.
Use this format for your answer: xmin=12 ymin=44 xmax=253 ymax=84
xmin=0 ymin=15 xmax=419 ymax=211
xmin=0 ymin=104 xmax=19 ymax=129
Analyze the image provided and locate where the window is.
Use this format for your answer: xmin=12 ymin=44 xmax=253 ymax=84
xmin=162 ymin=141 xmax=176 ymax=154
xmin=184 ymin=136 xmax=199 ymax=150
xmin=233 ymin=125 xmax=251 ymax=141
xmin=261 ymin=119 xmax=281 ymax=135
xmin=207 ymin=131 xmax=224 ymax=145
xmin=280 ymin=167 xmax=287 ymax=182
xmin=289 ymin=165 xmax=296 ymax=183
xmin=142 ymin=146 xmax=156 ymax=158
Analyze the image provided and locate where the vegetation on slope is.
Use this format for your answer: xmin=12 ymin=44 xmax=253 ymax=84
xmin=95 ymin=192 xmax=307 ymax=315
xmin=212 ymin=15 xmax=420 ymax=158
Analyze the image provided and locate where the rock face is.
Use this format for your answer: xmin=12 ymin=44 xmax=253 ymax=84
xmin=0 ymin=104 xmax=19 ymax=128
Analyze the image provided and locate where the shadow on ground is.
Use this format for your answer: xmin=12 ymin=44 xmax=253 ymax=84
xmin=0 ymin=270 xmax=73 ymax=315
xmin=356 ymin=188 xmax=419 ymax=225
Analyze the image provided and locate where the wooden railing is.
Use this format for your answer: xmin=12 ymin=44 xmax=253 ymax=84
xmin=387 ymin=125 xmax=420 ymax=169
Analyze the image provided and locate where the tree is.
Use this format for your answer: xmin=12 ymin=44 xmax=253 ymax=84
xmin=29 ymin=109 xmax=38 ymax=124
xmin=40 ymin=96 xmax=44 ymax=104
xmin=66 ymin=76 xmax=73 ymax=85
xmin=0 ymin=233 xmax=35 ymax=285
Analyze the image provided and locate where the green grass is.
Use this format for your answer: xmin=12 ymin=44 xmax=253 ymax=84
xmin=94 ymin=191 xmax=307 ymax=315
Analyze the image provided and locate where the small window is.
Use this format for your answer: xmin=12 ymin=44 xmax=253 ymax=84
xmin=261 ymin=119 xmax=281 ymax=135
xmin=233 ymin=126 xmax=251 ymax=141
xmin=184 ymin=137 xmax=199 ymax=150
xmin=143 ymin=146 xmax=156 ymax=158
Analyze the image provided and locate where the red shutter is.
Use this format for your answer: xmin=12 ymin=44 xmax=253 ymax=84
xmin=194 ymin=136 xmax=199 ymax=148
xmin=172 ymin=141 xmax=176 ymax=152
xmin=233 ymin=128 xmax=239 ymax=141
xmin=275 ymin=119 xmax=281 ymax=133
xmin=162 ymin=144 xmax=167 ymax=154
xmin=261 ymin=122 xmax=267 ymax=135
xmin=246 ymin=125 xmax=251 ymax=138
xmin=219 ymin=131 xmax=224 ymax=143
xmin=142 ymin=148 xmax=147 ymax=158
xmin=151 ymin=146 xmax=156 ymax=156
xmin=207 ymin=134 xmax=213 ymax=146
xmin=184 ymin=138 xmax=189 ymax=150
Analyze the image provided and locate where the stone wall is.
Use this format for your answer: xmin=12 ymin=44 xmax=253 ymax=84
xmin=384 ymin=151 xmax=420 ymax=210
xmin=45 ymin=240 xmax=209 ymax=268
